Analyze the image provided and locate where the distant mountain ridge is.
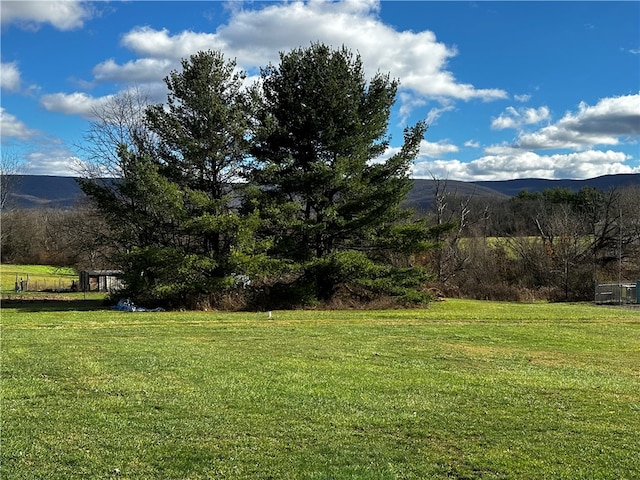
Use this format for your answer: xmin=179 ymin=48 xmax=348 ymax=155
xmin=3 ymin=173 xmax=640 ymax=210
xmin=4 ymin=175 xmax=86 ymax=209
xmin=475 ymin=174 xmax=640 ymax=197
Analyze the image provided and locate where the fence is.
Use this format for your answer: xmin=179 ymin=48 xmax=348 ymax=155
xmin=594 ymin=282 xmax=639 ymax=305
xmin=12 ymin=274 xmax=77 ymax=293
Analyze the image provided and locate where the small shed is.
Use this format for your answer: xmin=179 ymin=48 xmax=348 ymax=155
xmin=79 ymin=270 xmax=123 ymax=292
xmin=594 ymin=282 xmax=638 ymax=305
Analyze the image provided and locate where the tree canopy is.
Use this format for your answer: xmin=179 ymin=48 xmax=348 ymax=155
xmin=80 ymin=45 xmax=432 ymax=309
xmin=248 ymin=43 xmax=430 ymax=302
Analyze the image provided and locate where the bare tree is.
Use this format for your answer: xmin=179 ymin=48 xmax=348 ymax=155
xmin=427 ymin=175 xmax=472 ymax=283
xmin=616 ymin=185 xmax=640 ymax=281
xmin=0 ymin=148 xmax=23 ymax=210
xmin=76 ymin=86 xmax=152 ymax=178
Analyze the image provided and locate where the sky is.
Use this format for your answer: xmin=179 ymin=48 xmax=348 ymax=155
xmin=1 ymin=0 xmax=639 ymax=181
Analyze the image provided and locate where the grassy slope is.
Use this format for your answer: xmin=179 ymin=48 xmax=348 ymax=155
xmin=1 ymin=264 xmax=76 ymax=293
xmin=1 ymin=300 xmax=639 ymax=479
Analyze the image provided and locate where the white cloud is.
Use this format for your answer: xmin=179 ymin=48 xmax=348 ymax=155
xmin=92 ymin=58 xmax=173 ymax=84
xmin=425 ymin=104 xmax=456 ymax=126
xmin=121 ymin=27 xmax=225 ymax=61
xmin=377 ymin=139 xmax=458 ymax=165
xmin=1 ymin=61 xmax=21 ymax=92
xmin=46 ymin=0 xmax=507 ymax=136
xmin=40 ymin=92 xmax=113 ymax=119
xmin=23 ymin=149 xmax=84 ymax=176
xmin=0 ymin=107 xmax=38 ymax=141
xmin=516 ymin=93 xmax=640 ymax=150
xmin=491 ymin=106 xmax=550 ymax=130
xmin=1 ymin=0 xmax=92 ymax=30
xmin=412 ymin=158 xmax=469 ymax=180
xmin=413 ymin=149 xmax=637 ymax=181
xmin=419 ymin=139 xmax=458 ymax=158
xmin=20 ymin=1 xmax=637 ymax=183
xmin=115 ymin=0 xmax=506 ymax=103
xmin=28 ymin=0 xmax=509 ymax=170
xmin=40 ymin=84 xmax=168 ymax=120
xmin=397 ymin=92 xmax=427 ymax=125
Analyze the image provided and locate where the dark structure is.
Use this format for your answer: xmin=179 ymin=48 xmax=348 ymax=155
xmin=594 ymin=282 xmax=640 ymax=305
xmin=79 ymin=270 xmax=123 ymax=292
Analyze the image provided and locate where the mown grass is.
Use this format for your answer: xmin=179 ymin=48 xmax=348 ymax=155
xmin=1 ymin=300 xmax=639 ymax=479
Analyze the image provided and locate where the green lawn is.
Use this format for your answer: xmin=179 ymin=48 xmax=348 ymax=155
xmin=1 ymin=264 xmax=106 ymax=301
xmin=1 ymin=264 xmax=77 ymax=293
xmin=1 ymin=300 xmax=639 ymax=479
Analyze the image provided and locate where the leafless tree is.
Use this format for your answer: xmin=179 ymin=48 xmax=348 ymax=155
xmin=0 ymin=148 xmax=24 ymax=210
xmin=427 ymin=175 xmax=472 ymax=283
xmin=76 ymin=86 xmax=152 ymax=179
xmin=617 ymin=185 xmax=640 ymax=280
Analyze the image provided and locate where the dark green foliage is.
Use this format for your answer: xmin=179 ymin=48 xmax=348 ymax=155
xmin=81 ymin=46 xmax=434 ymax=309
xmin=143 ymin=50 xmax=255 ymax=268
xmin=248 ymin=43 xmax=432 ymax=305
xmin=306 ymin=252 xmax=432 ymax=305
xmin=145 ymin=50 xmax=251 ymax=193
xmin=80 ymin=52 xmax=265 ymax=308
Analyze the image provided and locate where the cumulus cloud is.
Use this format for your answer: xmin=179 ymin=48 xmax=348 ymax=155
xmin=121 ymin=27 xmax=225 ymax=62
xmin=413 ymin=148 xmax=637 ymax=181
xmin=40 ymin=92 xmax=114 ymax=119
xmin=419 ymin=139 xmax=458 ymax=158
xmin=40 ymin=84 xmax=168 ymax=119
xmin=491 ymin=106 xmax=550 ymax=130
xmin=1 ymin=61 xmax=21 ymax=92
xmin=377 ymin=139 xmax=458 ymax=166
xmin=92 ymin=58 xmax=173 ymax=84
xmin=412 ymin=158 xmax=470 ymax=180
xmin=0 ymin=108 xmax=38 ymax=141
xmin=115 ymin=0 xmax=506 ymax=103
xmin=23 ymin=149 xmax=85 ymax=176
xmin=1 ymin=0 xmax=92 ymax=30
xmin=16 ymin=1 xmax=637 ymax=182
xmin=515 ymin=93 xmax=640 ymax=150
xmin=39 ymin=0 xmax=506 ymax=131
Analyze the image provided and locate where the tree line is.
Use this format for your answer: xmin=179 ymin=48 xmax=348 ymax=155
xmin=417 ymin=181 xmax=640 ymax=301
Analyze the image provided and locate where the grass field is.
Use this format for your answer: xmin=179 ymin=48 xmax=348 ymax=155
xmin=1 ymin=264 xmax=77 ymax=294
xmin=1 ymin=264 xmax=107 ymax=301
xmin=1 ymin=299 xmax=639 ymax=479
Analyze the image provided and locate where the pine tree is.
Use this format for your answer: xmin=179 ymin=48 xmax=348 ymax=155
xmin=249 ymin=43 xmax=431 ymax=303
xmin=80 ymin=51 xmax=265 ymax=308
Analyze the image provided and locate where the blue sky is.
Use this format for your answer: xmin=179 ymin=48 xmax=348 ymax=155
xmin=1 ymin=0 xmax=639 ymax=180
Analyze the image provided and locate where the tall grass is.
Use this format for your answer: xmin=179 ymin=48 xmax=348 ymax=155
xmin=1 ymin=300 xmax=639 ymax=479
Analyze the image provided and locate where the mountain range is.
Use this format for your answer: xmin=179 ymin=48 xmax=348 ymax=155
xmin=3 ymin=174 xmax=640 ymax=211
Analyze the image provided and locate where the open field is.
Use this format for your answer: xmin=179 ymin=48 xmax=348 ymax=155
xmin=1 ymin=299 xmax=639 ymax=479
xmin=1 ymin=264 xmax=77 ymax=294
xmin=1 ymin=264 xmax=106 ymax=301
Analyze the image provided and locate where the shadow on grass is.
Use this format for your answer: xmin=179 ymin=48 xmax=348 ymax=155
xmin=1 ymin=297 xmax=111 ymax=312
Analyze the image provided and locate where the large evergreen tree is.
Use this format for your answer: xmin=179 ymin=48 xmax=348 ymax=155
xmin=80 ymin=51 xmax=265 ymax=308
xmin=248 ymin=43 xmax=431 ymax=303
